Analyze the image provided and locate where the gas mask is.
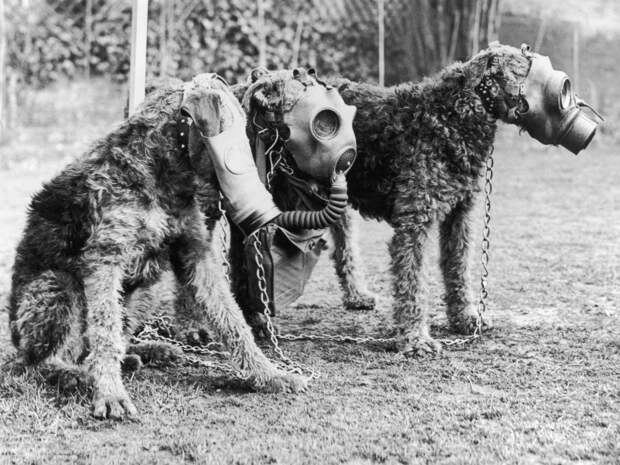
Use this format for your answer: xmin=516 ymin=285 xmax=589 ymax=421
xmin=510 ymin=45 xmax=603 ymax=154
xmin=283 ymin=80 xmax=357 ymax=182
xmin=181 ymin=73 xmax=281 ymax=234
xmin=238 ymin=68 xmax=359 ymax=313
xmin=181 ymin=72 xmax=353 ymax=237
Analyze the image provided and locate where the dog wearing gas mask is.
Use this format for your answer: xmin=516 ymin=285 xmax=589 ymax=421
xmin=237 ymin=43 xmax=601 ymax=356
xmin=7 ymin=74 xmax=313 ymax=420
xmin=224 ymin=68 xmax=373 ymax=333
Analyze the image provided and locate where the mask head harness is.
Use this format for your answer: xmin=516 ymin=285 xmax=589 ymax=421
xmin=477 ymin=44 xmax=603 ymax=155
xmin=246 ymin=67 xmax=357 ymax=187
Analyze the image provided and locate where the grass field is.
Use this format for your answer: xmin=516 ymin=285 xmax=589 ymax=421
xmin=0 ymin=82 xmax=619 ymax=464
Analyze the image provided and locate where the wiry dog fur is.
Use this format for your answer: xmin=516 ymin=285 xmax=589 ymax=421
xmin=323 ymin=43 xmax=531 ymax=354
xmin=8 ymin=75 xmax=306 ymax=420
xmin=235 ymin=44 xmax=531 ymax=355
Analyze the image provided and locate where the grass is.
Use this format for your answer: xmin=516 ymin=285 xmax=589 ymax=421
xmin=0 ymin=81 xmax=619 ymax=464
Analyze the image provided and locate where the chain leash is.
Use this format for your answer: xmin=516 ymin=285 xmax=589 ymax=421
xmin=438 ymin=149 xmax=494 ymax=346
xmin=475 ymin=150 xmax=494 ymax=336
xmin=249 ymin=231 xmax=319 ymax=379
xmin=131 ymin=315 xmax=249 ymax=380
xmin=135 ymin=154 xmax=494 ymax=367
xmin=217 ymin=194 xmax=232 ymax=280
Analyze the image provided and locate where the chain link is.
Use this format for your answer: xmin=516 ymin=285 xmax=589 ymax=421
xmin=249 ymin=231 xmax=319 ymax=379
xmin=131 ymin=316 xmax=249 ymax=380
xmin=434 ymin=149 xmax=494 ymax=346
xmin=475 ymin=150 xmax=494 ymax=335
xmin=217 ymin=195 xmax=232 ymax=281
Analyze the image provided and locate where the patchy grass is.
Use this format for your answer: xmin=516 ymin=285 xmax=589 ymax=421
xmin=0 ymin=89 xmax=619 ymax=464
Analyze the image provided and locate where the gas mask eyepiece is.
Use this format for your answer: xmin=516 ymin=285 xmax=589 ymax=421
xmin=312 ymin=109 xmax=340 ymax=139
xmin=283 ymin=82 xmax=357 ymax=182
xmin=514 ymin=46 xmax=603 ymax=155
xmin=309 ymin=106 xmax=358 ymax=178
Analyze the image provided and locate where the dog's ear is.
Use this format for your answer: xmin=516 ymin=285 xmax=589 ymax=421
xmin=181 ymin=87 xmax=231 ymax=178
xmin=250 ymin=67 xmax=269 ymax=83
xmin=469 ymin=47 xmax=503 ymax=87
xmin=181 ymin=87 xmax=223 ymax=137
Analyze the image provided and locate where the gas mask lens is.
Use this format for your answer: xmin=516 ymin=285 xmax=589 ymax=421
xmin=334 ymin=148 xmax=357 ymax=174
xmin=559 ymin=78 xmax=572 ymax=109
xmin=312 ymin=109 xmax=340 ymax=139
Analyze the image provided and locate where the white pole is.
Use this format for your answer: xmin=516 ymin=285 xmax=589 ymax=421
xmin=378 ymin=0 xmax=385 ymax=86
xmin=258 ymin=0 xmax=266 ymax=68
xmin=129 ymin=0 xmax=149 ymax=115
xmin=0 ymin=0 xmax=6 ymax=138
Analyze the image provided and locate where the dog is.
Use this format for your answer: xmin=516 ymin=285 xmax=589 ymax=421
xmin=239 ymin=43 xmax=598 ymax=355
xmin=7 ymin=73 xmax=307 ymax=420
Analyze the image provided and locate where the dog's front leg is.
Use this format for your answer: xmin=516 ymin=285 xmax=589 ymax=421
xmin=172 ymin=227 xmax=308 ymax=393
xmin=83 ymin=261 xmax=137 ymax=419
xmin=389 ymin=225 xmax=442 ymax=356
xmin=329 ymin=207 xmax=376 ymax=310
xmin=440 ymin=199 xmax=491 ymax=334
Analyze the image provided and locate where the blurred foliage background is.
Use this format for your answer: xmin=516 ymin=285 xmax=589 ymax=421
xmin=1 ymin=0 xmax=619 ymax=155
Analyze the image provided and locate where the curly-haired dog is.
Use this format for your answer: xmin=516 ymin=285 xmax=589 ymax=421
xmin=323 ymin=43 xmax=599 ymax=355
xmin=8 ymin=74 xmax=306 ymax=419
xmin=240 ymin=43 xmax=596 ymax=355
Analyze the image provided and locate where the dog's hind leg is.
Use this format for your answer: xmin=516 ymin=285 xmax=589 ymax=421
xmin=440 ymin=199 xmax=491 ymax=334
xmin=11 ymin=270 xmax=94 ymax=392
xmin=11 ymin=270 xmax=87 ymax=365
xmin=389 ymin=225 xmax=442 ymax=356
xmin=329 ymin=207 xmax=376 ymax=310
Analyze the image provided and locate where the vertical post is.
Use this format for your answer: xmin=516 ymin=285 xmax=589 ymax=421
xmin=0 ymin=0 xmax=6 ymax=139
xmin=572 ymin=25 xmax=579 ymax=92
xmin=378 ymin=0 xmax=384 ymax=86
xmin=471 ymin=0 xmax=481 ymax=54
xmin=160 ymin=0 xmax=173 ymax=76
xmin=291 ymin=17 xmax=304 ymax=68
xmin=129 ymin=0 xmax=149 ymax=115
xmin=257 ymin=0 xmax=266 ymax=68
xmin=85 ymin=0 xmax=93 ymax=79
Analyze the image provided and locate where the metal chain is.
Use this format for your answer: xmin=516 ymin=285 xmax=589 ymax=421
xmin=217 ymin=195 xmax=231 ymax=280
xmin=249 ymin=231 xmax=319 ymax=379
xmin=475 ymin=150 xmax=494 ymax=336
xmin=132 ymin=317 xmax=228 ymax=357
xmin=131 ymin=316 xmax=249 ymax=380
xmin=435 ymin=149 xmax=494 ymax=346
xmin=135 ymin=153 xmax=494 ymax=364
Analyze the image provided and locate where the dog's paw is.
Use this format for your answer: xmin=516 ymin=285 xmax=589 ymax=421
xmin=45 ymin=367 xmax=93 ymax=393
xmin=253 ymin=371 xmax=309 ymax=394
xmin=344 ymin=291 xmax=377 ymax=311
xmin=127 ymin=341 xmax=182 ymax=367
xmin=449 ymin=307 xmax=492 ymax=335
xmin=92 ymin=385 xmax=138 ymax=420
xmin=396 ymin=329 xmax=442 ymax=357
xmin=246 ymin=312 xmax=279 ymax=340
xmin=121 ymin=354 xmax=143 ymax=373
xmin=184 ymin=328 xmax=213 ymax=346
